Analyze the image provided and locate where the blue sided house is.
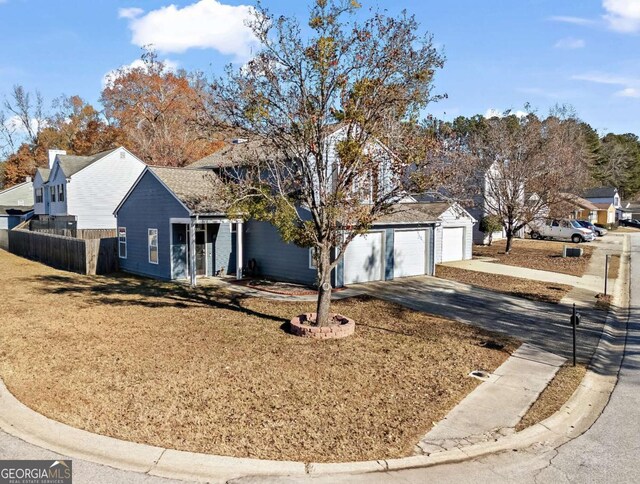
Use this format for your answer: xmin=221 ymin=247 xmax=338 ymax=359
xmin=114 ymin=166 xmax=243 ymax=285
xmin=115 ymin=161 xmax=475 ymax=287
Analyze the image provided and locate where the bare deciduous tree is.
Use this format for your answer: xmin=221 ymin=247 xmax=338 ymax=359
xmin=209 ymin=0 xmax=445 ymax=326
xmin=450 ymin=108 xmax=591 ymax=253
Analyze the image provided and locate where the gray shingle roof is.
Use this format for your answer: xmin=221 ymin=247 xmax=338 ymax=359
xmin=189 ymin=138 xmax=283 ymax=169
xmin=583 ymin=186 xmax=617 ymax=199
xmin=57 ymin=149 xmax=117 ymax=177
xmin=374 ymin=202 xmax=451 ymax=225
xmin=36 ymin=167 xmax=51 ymax=183
xmin=149 ymin=166 xmax=228 ymax=215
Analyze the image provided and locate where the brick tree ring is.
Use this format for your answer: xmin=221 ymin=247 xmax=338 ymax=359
xmin=289 ymin=313 xmax=355 ymax=339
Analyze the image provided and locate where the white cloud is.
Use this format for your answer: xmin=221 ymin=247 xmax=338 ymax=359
xmin=484 ymin=108 xmax=528 ymax=119
xmin=554 ymin=37 xmax=586 ymax=49
xmin=120 ymin=0 xmax=258 ymax=62
xmin=603 ymin=0 xmax=640 ymax=32
xmin=548 ymin=16 xmax=595 ymax=26
xmin=118 ymin=7 xmax=144 ymax=19
xmin=572 ymin=71 xmax=640 ymax=99
xmin=3 ymin=115 xmax=44 ymax=135
xmin=616 ymin=87 xmax=640 ymax=97
xmin=102 ymin=58 xmax=179 ymax=88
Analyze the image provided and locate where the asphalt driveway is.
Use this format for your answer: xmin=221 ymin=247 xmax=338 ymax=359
xmin=351 ymin=276 xmax=607 ymax=364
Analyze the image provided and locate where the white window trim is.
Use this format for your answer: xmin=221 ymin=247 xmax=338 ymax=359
xmin=118 ymin=227 xmax=127 ymax=259
xmin=148 ymin=228 xmax=159 ymax=265
xmin=309 ymin=248 xmax=317 ymax=270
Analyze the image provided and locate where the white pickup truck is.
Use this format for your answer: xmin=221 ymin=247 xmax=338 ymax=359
xmin=529 ymin=219 xmax=595 ymax=243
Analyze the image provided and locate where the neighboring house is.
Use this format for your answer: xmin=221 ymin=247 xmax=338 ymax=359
xmin=593 ymin=203 xmax=616 ymax=225
xmin=466 ymin=161 xmax=527 ymax=245
xmin=0 ymin=179 xmax=34 ymax=249
xmin=115 ymin=166 xmax=243 ymax=284
xmin=583 ymin=187 xmax=629 ymax=221
xmin=34 ymin=148 xmax=146 ymax=229
xmin=625 ymin=201 xmax=640 ymax=220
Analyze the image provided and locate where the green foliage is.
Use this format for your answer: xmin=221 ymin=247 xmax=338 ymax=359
xmin=479 ymin=215 xmax=503 ymax=234
xmin=592 ymin=133 xmax=640 ymax=199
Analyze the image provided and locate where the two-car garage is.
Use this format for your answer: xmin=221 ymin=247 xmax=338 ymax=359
xmin=342 ymin=228 xmax=431 ymax=285
xmin=340 ymin=202 xmax=476 ymax=286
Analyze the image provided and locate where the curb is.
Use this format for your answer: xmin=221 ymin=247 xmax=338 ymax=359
xmin=0 ymin=237 xmax=631 ymax=482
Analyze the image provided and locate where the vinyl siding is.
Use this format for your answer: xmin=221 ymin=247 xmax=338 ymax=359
xmin=0 ymin=181 xmax=33 ymax=207
xmin=33 ymin=172 xmax=48 ymax=215
xmin=244 ymin=220 xmax=317 ymax=285
xmin=67 ymin=148 xmax=145 ymax=229
xmin=434 ymin=206 xmax=475 ymax=263
xmin=116 ymin=171 xmax=189 ymax=280
xmin=46 ymin=166 xmax=68 ymax=216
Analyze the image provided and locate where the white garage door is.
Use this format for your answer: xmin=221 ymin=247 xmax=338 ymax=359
xmin=394 ymin=230 xmax=426 ymax=278
xmin=441 ymin=227 xmax=465 ymax=262
xmin=344 ymin=232 xmax=383 ymax=284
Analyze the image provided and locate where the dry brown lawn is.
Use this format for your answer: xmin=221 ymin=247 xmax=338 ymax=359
xmin=474 ymin=239 xmax=594 ymax=276
xmin=436 ymin=266 xmax=573 ymax=304
xmin=0 ymin=250 xmax=518 ymax=463
xmin=614 ymin=227 xmax=640 ymax=233
xmin=516 ymin=364 xmax=586 ymax=431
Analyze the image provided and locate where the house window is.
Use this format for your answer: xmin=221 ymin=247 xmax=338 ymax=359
xmin=309 ymin=248 xmax=317 ymax=269
xmin=148 ymin=228 xmax=159 ymax=264
xmin=118 ymin=227 xmax=127 ymax=259
xmin=230 ymin=222 xmax=237 ymax=233
xmin=50 ymin=186 xmax=56 ymax=203
xmin=58 ymin=184 xmax=65 ymax=202
xmin=35 ymin=188 xmax=43 ymax=204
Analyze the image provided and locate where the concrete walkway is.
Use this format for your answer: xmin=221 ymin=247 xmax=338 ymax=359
xmin=417 ymin=344 xmax=566 ymax=454
xmin=442 ymin=236 xmax=624 ymax=301
xmin=441 ymin=258 xmax=583 ymax=287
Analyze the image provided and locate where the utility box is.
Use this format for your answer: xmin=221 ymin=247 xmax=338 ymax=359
xmin=563 ymin=246 xmax=583 ymax=258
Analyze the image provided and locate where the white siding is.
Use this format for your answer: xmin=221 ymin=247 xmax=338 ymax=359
xmin=434 ymin=206 xmax=475 ymax=263
xmin=67 ymin=148 xmax=145 ymax=229
xmin=0 ymin=181 xmax=33 ymax=207
xmin=0 ymin=216 xmax=8 ymax=230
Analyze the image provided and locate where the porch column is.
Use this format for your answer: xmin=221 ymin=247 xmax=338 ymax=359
xmin=189 ymin=219 xmax=197 ymax=287
xmin=236 ymin=220 xmax=243 ymax=280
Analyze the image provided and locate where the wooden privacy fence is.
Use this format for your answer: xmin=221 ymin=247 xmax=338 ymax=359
xmin=8 ymin=229 xmax=118 ymax=275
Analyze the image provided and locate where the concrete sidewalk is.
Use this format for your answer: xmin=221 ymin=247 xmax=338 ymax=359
xmin=441 ymin=258 xmax=583 ymax=286
xmin=417 ymin=344 xmax=566 ymax=454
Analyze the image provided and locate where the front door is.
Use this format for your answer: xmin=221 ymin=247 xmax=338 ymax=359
xmin=195 ymin=227 xmax=207 ymax=276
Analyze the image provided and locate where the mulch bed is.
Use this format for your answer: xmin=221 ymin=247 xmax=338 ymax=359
xmin=0 ymin=250 xmax=518 ymax=463
xmin=473 ymin=239 xmax=594 ymax=277
xmin=436 ymin=265 xmax=573 ymax=304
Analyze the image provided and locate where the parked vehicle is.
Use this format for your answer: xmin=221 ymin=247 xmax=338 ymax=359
xmin=529 ymin=219 xmax=595 ymax=243
xmin=620 ymin=219 xmax=640 ymax=229
xmin=576 ymin=220 xmax=607 ymax=237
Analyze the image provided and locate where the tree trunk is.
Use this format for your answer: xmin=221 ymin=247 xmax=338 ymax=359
xmin=488 ymin=232 xmax=493 ymax=246
xmin=505 ymin=229 xmax=513 ymax=254
xmin=315 ymin=244 xmax=333 ymax=327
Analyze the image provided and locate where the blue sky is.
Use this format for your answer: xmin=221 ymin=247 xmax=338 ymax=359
xmin=1 ymin=0 xmax=639 ymax=135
